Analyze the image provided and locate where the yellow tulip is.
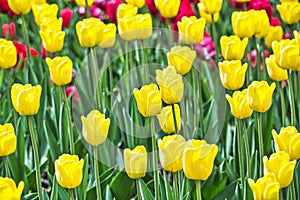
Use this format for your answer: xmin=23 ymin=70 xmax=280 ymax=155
xmin=218 ymin=60 xmax=248 ymax=90
xmin=264 ymin=26 xmax=283 ymax=48
xmin=126 ymin=0 xmax=145 ymax=8
xmin=154 ymin=0 xmax=180 ymax=18
xmin=31 ymin=0 xmax=46 ymax=5
xmin=99 ymin=23 xmax=117 ymax=48
xmin=198 ymin=3 xmax=220 ymax=24
xmin=158 ymin=134 xmax=186 ymax=172
xmin=32 ymin=4 xmax=59 ymax=26
xmin=220 ymin=35 xmax=248 ymax=60
xmin=247 ymin=81 xmax=276 ymax=113
xmin=117 ymin=4 xmax=138 ymax=19
xmin=277 ymin=2 xmax=300 ymax=25
xmin=263 ymin=152 xmax=296 ymax=188
xmin=76 ymin=18 xmax=104 ymax=48
xmin=167 ymin=46 xmax=196 ymax=75
xmin=75 ymin=0 xmax=94 ymax=6
xmin=8 ymin=0 xmax=31 ymax=14
xmin=199 ymin=0 xmax=223 ymax=14
xmin=133 ymin=84 xmax=162 ymax=117
xmin=266 ymin=55 xmax=288 ymax=82
xmin=46 ymin=56 xmax=73 ymax=86
xmin=0 ymin=177 xmax=24 ymax=200
xmin=124 ymin=145 xmax=147 ymax=179
xmin=236 ymin=0 xmax=250 ymax=2
xmin=40 ymin=17 xmax=63 ymax=32
xmin=232 ymin=10 xmax=255 ymax=38
xmin=156 ymin=66 xmax=184 ymax=104
xmin=156 ymin=104 xmax=181 ymax=134
xmin=0 ymin=39 xmax=17 ymax=69
xmin=182 ymin=139 xmax=218 ymax=180
xmin=55 ymin=154 xmax=84 ymax=189
xmin=225 ymin=89 xmax=253 ymax=119
xmin=11 ymin=83 xmax=42 ymax=116
xmin=0 ymin=123 xmax=16 ymax=157
xmin=280 ymin=0 xmax=298 ymax=2
xmin=248 ymin=173 xmax=280 ymax=200
xmin=39 ymin=29 xmax=65 ymax=53
xmin=272 ymin=126 xmax=300 ymax=160
xmin=272 ymin=39 xmax=300 ymax=70
xmin=81 ymin=110 xmax=110 ymax=146
xmin=253 ymin=10 xmax=270 ymax=38
xmin=294 ymin=30 xmax=300 ymax=53
xmin=118 ymin=14 xmax=152 ymax=41
xmin=178 ymin=16 xmax=206 ymax=45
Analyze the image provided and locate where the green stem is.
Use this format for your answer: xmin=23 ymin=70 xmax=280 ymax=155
xmin=69 ymin=189 xmax=75 ymax=200
xmin=151 ymin=117 xmax=160 ymax=199
xmin=90 ymin=47 xmax=101 ymax=110
xmin=211 ymin=14 xmax=218 ymax=65
xmin=85 ymin=0 xmax=91 ymax=18
xmin=21 ymin=15 xmax=31 ymax=67
xmin=290 ymin=179 xmax=297 ymax=200
xmin=279 ymin=83 xmax=286 ymax=127
xmin=28 ymin=116 xmax=43 ymax=200
xmin=195 ymin=180 xmax=202 ymax=200
xmin=136 ymin=179 xmax=141 ymax=200
xmin=6 ymin=69 xmax=17 ymax=125
xmin=172 ymin=104 xmax=178 ymax=134
xmin=94 ymin=147 xmax=102 ymax=200
xmin=242 ymin=120 xmax=251 ymax=178
xmin=237 ymin=119 xmax=245 ymax=188
xmin=173 ymin=172 xmax=179 ymax=200
xmin=257 ymin=112 xmax=264 ymax=177
xmin=288 ymin=71 xmax=296 ymax=126
xmin=253 ymin=38 xmax=261 ymax=80
xmin=4 ymin=157 xmax=11 ymax=177
xmin=107 ymin=52 xmax=114 ymax=96
xmin=61 ymin=86 xmax=75 ymax=154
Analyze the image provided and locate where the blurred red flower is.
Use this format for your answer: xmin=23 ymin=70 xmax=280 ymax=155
xmin=61 ymin=8 xmax=73 ymax=29
xmin=0 ymin=0 xmax=17 ymax=17
xmin=247 ymin=0 xmax=273 ymax=19
xmin=106 ymin=0 xmax=122 ymax=23
xmin=66 ymin=86 xmax=79 ymax=108
xmin=2 ymin=23 xmax=16 ymax=38
xmin=13 ymin=41 xmax=39 ymax=68
xmin=146 ymin=0 xmax=159 ymax=15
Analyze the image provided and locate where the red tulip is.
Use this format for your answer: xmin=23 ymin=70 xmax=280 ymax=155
xmin=196 ymin=32 xmax=216 ymax=60
xmin=61 ymin=8 xmax=73 ymax=28
xmin=94 ymin=0 xmax=107 ymax=10
xmin=171 ymin=0 xmax=195 ymax=31
xmin=270 ymin=17 xmax=281 ymax=26
xmin=227 ymin=0 xmax=245 ymax=9
xmin=66 ymin=86 xmax=79 ymax=108
xmin=2 ymin=23 xmax=16 ymax=38
xmin=0 ymin=0 xmax=17 ymax=17
xmin=146 ymin=0 xmax=159 ymax=15
xmin=247 ymin=0 xmax=273 ymax=19
xmin=105 ymin=0 xmax=122 ymax=23
xmin=13 ymin=41 xmax=39 ymax=68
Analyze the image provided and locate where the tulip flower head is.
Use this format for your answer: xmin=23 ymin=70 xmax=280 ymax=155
xmin=124 ymin=145 xmax=147 ymax=179
xmin=167 ymin=46 xmax=196 ymax=75
xmin=220 ymin=35 xmax=248 ymax=60
xmin=32 ymin=3 xmax=59 ymax=26
xmin=182 ymin=139 xmax=218 ymax=180
xmin=266 ymin=55 xmax=288 ymax=82
xmin=218 ymin=60 xmax=248 ymax=90
xmin=198 ymin=3 xmax=220 ymax=24
xmin=272 ymin=126 xmax=300 ymax=160
xmin=178 ymin=16 xmax=206 ymax=45
xmin=75 ymin=0 xmax=94 ymax=6
xmin=133 ymin=84 xmax=162 ymax=117
xmin=156 ymin=104 xmax=181 ymax=134
xmin=81 ymin=110 xmax=110 ymax=146
xmin=248 ymin=173 xmax=280 ymax=200
xmin=117 ymin=3 xmax=138 ymax=19
xmin=263 ymin=151 xmax=296 ymax=188
xmin=2 ymin=23 xmax=16 ymax=38
xmin=253 ymin=10 xmax=270 ymax=38
xmin=156 ymin=66 xmax=184 ymax=104
xmin=8 ymin=0 xmax=31 ymax=14
xmin=247 ymin=81 xmax=276 ymax=113
xmin=198 ymin=0 xmax=222 ymax=14
xmin=226 ymin=89 xmax=253 ymax=119
xmin=126 ymin=0 xmax=145 ymax=8
xmin=40 ymin=28 xmax=65 ymax=53
xmin=232 ymin=10 xmax=255 ymax=38
xmin=158 ymin=134 xmax=186 ymax=172
xmin=0 ymin=177 xmax=24 ymax=199
xmin=55 ymin=154 xmax=84 ymax=189
xmin=277 ymin=2 xmax=300 ymax=25
xmin=0 ymin=38 xmax=17 ymax=69
xmin=0 ymin=123 xmax=16 ymax=157
xmin=61 ymin=8 xmax=73 ymax=29
xmin=11 ymin=83 xmax=42 ymax=116
xmin=46 ymin=56 xmax=73 ymax=86
xmin=99 ymin=23 xmax=117 ymax=48
xmin=154 ymin=0 xmax=180 ymax=18
xmin=264 ymin=26 xmax=283 ymax=48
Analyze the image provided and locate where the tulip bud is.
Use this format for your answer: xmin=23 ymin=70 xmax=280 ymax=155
xmin=178 ymin=16 xmax=206 ymax=45
xmin=226 ymin=89 xmax=253 ymax=119
xmin=156 ymin=104 xmax=181 ymax=134
xmin=218 ymin=60 xmax=248 ymax=90
xmin=198 ymin=3 xmax=220 ymax=24
xmin=46 ymin=56 xmax=73 ymax=86
xmin=154 ymin=0 xmax=180 ymax=18
xmin=158 ymin=134 xmax=186 ymax=172
xmin=277 ymin=2 xmax=300 ymax=25
xmin=55 ymin=154 xmax=84 ymax=189
xmin=75 ymin=0 xmax=94 ymax=6
xmin=81 ymin=110 xmax=110 ymax=146
xmin=7 ymin=0 xmax=31 ymax=14
xmin=220 ymin=35 xmax=248 ymax=60
xmin=0 ymin=38 xmax=17 ymax=69
xmin=272 ymin=126 xmax=300 ymax=160
xmin=126 ymin=0 xmax=145 ymax=8
xmin=248 ymin=173 xmax=280 ymax=200
xmin=0 ymin=177 xmax=24 ymax=199
xmin=133 ymin=84 xmax=162 ymax=117
xmin=232 ymin=10 xmax=255 ymax=38
xmin=2 ymin=23 xmax=16 ymax=38
xmin=32 ymin=3 xmax=59 ymax=26
xmin=0 ymin=123 xmax=16 ymax=156
xmin=11 ymin=83 xmax=42 ymax=116
xmin=182 ymin=139 xmax=218 ymax=180
xmin=124 ymin=145 xmax=147 ymax=179
xmin=272 ymin=39 xmax=300 ymax=70
xmin=264 ymin=26 xmax=283 ymax=48
xmin=266 ymin=55 xmax=288 ymax=82
xmin=61 ymin=8 xmax=73 ymax=29
xmin=263 ymin=152 xmax=296 ymax=188
xmin=167 ymin=46 xmax=196 ymax=75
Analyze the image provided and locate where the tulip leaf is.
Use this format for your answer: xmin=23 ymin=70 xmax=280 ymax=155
xmin=22 ymin=193 xmax=38 ymax=200
xmin=202 ymin=170 xmax=228 ymax=199
xmin=212 ymin=180 xmax=238 ymax=200
xmin=78 ymin=154 xmax=89 ymax=200
xmin=138 ymin=178 xmax=155 ymax=200
xmin=43 ymin=122 xmax=60 ymax=162
xmin=50 ymin=174 xmax=58 ymax=200
xmin=105 ymin=185 xmax=113 ymax=200
xmin=163 ymin=170 xmax=174 ymax=200
xmin=110 ymin=171 xmax=135 ymax=200
xmin=58 ymin=104 xmax=69 ymax=153
xmin=42 ymin=190 xmax=49 ymax=200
